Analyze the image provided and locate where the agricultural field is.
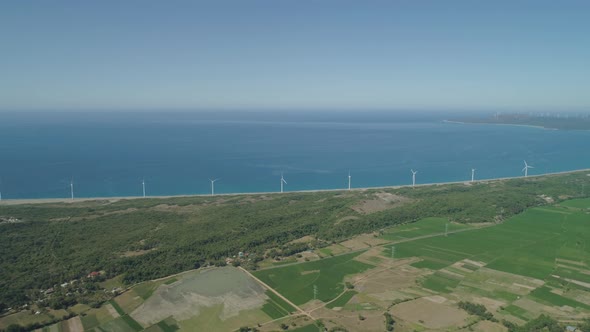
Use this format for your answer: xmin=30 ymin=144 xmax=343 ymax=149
xmin=34 ymin=267 xmax=293 ymax=332
xmin=379 ymin=217 xmax=475 ymax=241
xmin=3 ymin=173 xmax=590 ymax=331
xmin=253 ymin=251 xmax=374 ymax=306
xmin=245 ymin=200 xmax=590 ymax=331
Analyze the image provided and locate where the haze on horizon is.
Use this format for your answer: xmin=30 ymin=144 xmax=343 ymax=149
xmin=1 ymin=1 xmax=589 ymax=112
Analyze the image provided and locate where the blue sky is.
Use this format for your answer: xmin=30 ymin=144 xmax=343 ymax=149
xmin=1 ymin=1 xmax=589 ymax=111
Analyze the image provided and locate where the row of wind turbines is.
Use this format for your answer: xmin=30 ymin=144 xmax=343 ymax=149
xmin=12 ymin=161 xmax=533 ymax=201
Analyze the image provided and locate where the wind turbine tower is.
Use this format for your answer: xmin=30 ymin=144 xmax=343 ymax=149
xmin=522 ymin=160 xmax=534 ymax=177
xmin=70 ymin=178 xmax=74 ymax=201
xmin=209 ymin=178 xmax=219 ymax=196
xmin=280 ymin=173 xmax=287 ymax=193
xmin=471 ymin=168 xmax=476 ymax=182
xmin=411 ymin=169 xmax=417 ymax=187
xmin=348 ymin=170 xmax=351 ymax=190
xmin=142 ymin=179 xmax=146 ymax=198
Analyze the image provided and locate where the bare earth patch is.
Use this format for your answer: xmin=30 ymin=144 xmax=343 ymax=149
xmin=120 ymin=248 xmax=157 ymax=258
xmin=539 ymin=194 xmax=555 ymax=203
xmin=104 ymin=303 xmax=120 ymax=318
xmin=288 ymin=235 xmax=316 ymax=244
xmin=130 ymin=267 xmax=267 ymax=326
xmin=351 ymin=192 xmax=411 ymax=214
xmin=470 ymin=320 xmax=508 ymax=332
xmin=391 ymin=297 xmax=468 ymax=329
xmin=66 ymin=316 xmax=84 ymax=332
xmin=340 ymin=234 xmax=389 ymax=250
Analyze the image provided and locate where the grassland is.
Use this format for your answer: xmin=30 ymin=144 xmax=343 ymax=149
xmin=325 ymin=291 xmax=358 ymax=309
xmin=243 ymin=198 xmax=590 ymax=331
xmin=384 ymin=203 xmax=590 ymax=281
xmin=379 ymin=217 xmax=473 ymax=241
xmin=254 ymin=251 xmax=374 ymax=305
xmin=261 ymin=290 xmax=297 ymax=319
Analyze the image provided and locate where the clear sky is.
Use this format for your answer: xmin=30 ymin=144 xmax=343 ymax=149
xmin=1 ymin=1 xmax=589 ymax=112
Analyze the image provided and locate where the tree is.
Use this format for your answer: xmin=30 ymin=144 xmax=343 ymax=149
xmin=6 ymin=325 xmax=25 ymax=332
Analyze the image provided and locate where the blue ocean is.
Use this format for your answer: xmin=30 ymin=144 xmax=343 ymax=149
xmin=0 ymin=111 xmax=589 ymax=199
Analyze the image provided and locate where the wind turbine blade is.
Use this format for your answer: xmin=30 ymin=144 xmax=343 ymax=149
xmin=522 ymin=167 xmax=527 ymax=172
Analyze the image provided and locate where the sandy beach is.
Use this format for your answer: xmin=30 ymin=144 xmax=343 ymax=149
xmin=1 ymin=168 xmax=589 ymax=206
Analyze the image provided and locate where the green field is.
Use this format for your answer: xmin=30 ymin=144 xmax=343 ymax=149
xmin=291 ymin=324 xmax=321 ymax=332
xmin=261 ymin=290 xmax=297 ymax=319
xmin=559 ymin=197 xmax=590 ymax=209
xmin=325 ymin=291 xmax=357 ymax=309
xmin=530 ymin=286 xmax=590 ymax=310
xmin=380 ymin=217 xmax=472 ymax=241
xmin=420 ymin=272 xmax=462 ymax=293
xmin=254 ymin=251 xmax=373 ymax=305
xmin=384 ymin=205 xmax=590 ymax=280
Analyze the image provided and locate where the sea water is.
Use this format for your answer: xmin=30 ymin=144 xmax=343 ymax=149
xmin=0 ymin=111 xmax=589 ymax=199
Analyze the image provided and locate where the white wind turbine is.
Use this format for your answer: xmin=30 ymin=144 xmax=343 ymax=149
xmin=411 ymin=169 xmax=417 ymax=187
xmin=348 ymin=170 xmax=351 ymax=190
xmin=209 ymin=178 xmax=220 ymax=196
xmin=522 ymin=160 xmax=534 ymax=177
xmin=280 ymin=173 xmax=287 ymax=193
xmin=142 ymin=178 xmax=146 ymax=197
xmin=471 ymin=168 xmax=476 ymax=182
xmin=70 ymin=178 xmax=74 ymax=200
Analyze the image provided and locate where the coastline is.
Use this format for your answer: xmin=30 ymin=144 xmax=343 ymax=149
xmin=442 ymin=119 xmax=552 ymax=130
xmin=2 ymin=168 xmax=589 ymax=205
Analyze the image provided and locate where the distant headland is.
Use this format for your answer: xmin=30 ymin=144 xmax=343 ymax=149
xmin=449 ymin=112 xmax=590 ymax=130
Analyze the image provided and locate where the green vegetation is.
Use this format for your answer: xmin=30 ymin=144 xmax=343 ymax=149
xmin=2 ymin=171 xmax=590 ymax=328
xmin=559 ymin=197 xmax=590 ymax=209
xmin=108 ymin=299 xmax=126 ymax=316
xmin=254 ymin=251 xmax=373 ymax=305
xmin=502 ymin=314 xmax=562 ymax=332
xmin=457 ymin=301 xmax=493 ymax=320
xmin=261 ymin=291 xmax=296 ymax=319
xmin=530 ymin=286 xmax=590 ymax=310
xmin=156 ymin=319 xmax=180 ymax=332
xmin=325 ymin=291 xmax=357 ymax=309
xmin=291 ymin=324 xmax=320 ymax=332
xmin=383 ymin=312 xmax=395 ymax=331
xmin=420 ymin=272 xmax=461 ymax=293
xmin=106 ymin=299 xmax=143 ymax=331
xmin=385 ymin=204 xmax=590 ymax=281
xmin=163 ymin=278 xmax=178 ymax=285
xmin=121 ymin=315 xmax=143 ymax=331
xmin=379 ymin=217 xmax=471 ymax=241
